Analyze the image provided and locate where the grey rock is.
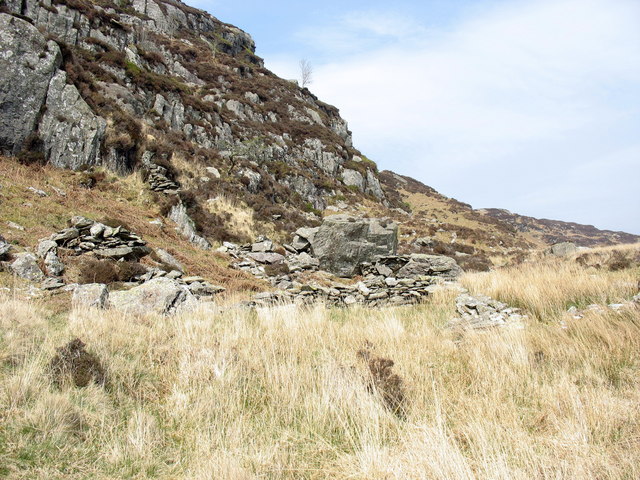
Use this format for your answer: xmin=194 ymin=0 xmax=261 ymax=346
xmin=342 ymin=169 xmax=365 ymax=190
xmin=52 ymin=228 xmax=80 ymax=244
xmin=548 ymin=242 xmax=578 ymax=257
xmin=71 ymin=216 xmax=94 ymax=229
xmin=311 ymin=215 xmax=398 ymax=277
xmin=72 ymin=283 xmax=109 ymax=309
xmin=155 ymin=248 xmax=184 ymax=273
xmin=44 ymin=250 xmax=65 ymax=276
xmin=41 ymin=277 xmax=65 ymax=290
xmin=90 ymin=223 xmax=106 ymax=238
xmin=247 ymin=252 xmax=285 ymax=264
xmin=251 ymin=239 xmax=273 ymax=253
xmin=448 ymin=293 xmax=526 ymax=330
xmin=27 ymin=186 xmax=47 ymax=197
xmin=286 ymin=252 xmax=319 ymax=272
xmin=0 ymin=239 xmax=10 ymax=259
xmin=396 ymin=254 xmax=463 ymax=281
xmin=94 ymin=246 xmax=150 ymax=260
xmin=0 ymin=14 xmax=61 ymax=155
xmin=169 ymin=203 xmax=211 ymax=250
xmin=6 ymin=221 xmax=25 ymax=231
xmin=10 ymin=253 xmax=45 ymax=282
xmin=37 ymin=239 xmax=58 ymax=258
xmin=108 ymin=277 xmax=195 ymax=315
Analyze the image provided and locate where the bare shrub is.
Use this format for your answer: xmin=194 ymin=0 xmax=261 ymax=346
xmin=358 ymin=347 xmax=406 ymax=416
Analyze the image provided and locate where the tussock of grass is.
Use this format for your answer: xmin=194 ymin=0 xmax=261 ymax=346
xmin=1 ymin=272 xmax=639 ymax=478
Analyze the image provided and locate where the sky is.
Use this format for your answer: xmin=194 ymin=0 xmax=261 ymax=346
xmin=189 ymin=0 xmax=640 ymax=234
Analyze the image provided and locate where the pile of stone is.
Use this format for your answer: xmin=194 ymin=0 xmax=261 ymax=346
xmin=45 ymin=216 xmax=151 ymax=261
xmin=146 ymin=163 xmax=179 ymax=193
xmin=447 ymin=293 xmax=526 ymax=330
xmin=250 ymin=276 xmax=441 ymax=308
xmin=218 ymin=216 xmax=465 ymax=308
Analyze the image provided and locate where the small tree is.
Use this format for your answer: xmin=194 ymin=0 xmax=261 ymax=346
xmin=299 ymin=59 xmax=313 ymax=88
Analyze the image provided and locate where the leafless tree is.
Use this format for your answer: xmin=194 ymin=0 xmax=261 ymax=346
xmin=299 ymin=59 xmax=313 ymax=88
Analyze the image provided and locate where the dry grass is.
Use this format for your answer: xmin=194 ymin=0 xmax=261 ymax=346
xmin=462 ymin=259 xmax=639 ymax=322
xmin=1 ymin=262 xmax=639 ymax=478
xmin=0 ymin=156 xmax=265 ymax=293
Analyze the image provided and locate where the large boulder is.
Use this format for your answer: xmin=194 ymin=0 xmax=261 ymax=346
xmin=108 ymin=277 xmax=195 ymax=315
xmin=0 ymin=14 xmax=61 ymax=155
xmin=311 ymin=215 xmax=398 ymax=277
xmin=72 ymin=283 xmax=109 ymax=309
xmin=548 ymin=242 xmax=578 ymax=257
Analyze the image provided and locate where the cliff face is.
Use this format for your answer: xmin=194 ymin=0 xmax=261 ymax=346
xmin=0 ymin=0 xmax=383 ymax=240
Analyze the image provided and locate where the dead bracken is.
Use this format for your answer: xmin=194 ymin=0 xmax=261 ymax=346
xmin=49 ymin=338 xmax=107 ymax=388
xmin=358 ymin=346 xmax=406 ymax=416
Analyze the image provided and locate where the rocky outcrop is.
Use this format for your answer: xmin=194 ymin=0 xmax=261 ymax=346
xmin=168 ymin=203 xmax=211 ymax=250
xmin=310 ymin=216 xmax=398 ymax=277
xmin=0 ymin=14 xmax=61 ymax=155
xmin=38 ymin=71 xmax=106 ymax=169
xmin=0 ymin=14 xmax=104 ymax=167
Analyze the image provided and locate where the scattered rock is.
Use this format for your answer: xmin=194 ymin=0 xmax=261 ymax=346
xmin=72 ymin=283 xmax=109 ymax=309
xmin=10 ymin=253 xmax=45 ymax=282
xmin=27 ymin=186 xmax=47 ymax=197
xmin=49 ymin=338 xmax=107 ymax=388
xmin=447 ymin=293 xmax=526 ymax=330
xmin=7 ymin=221 xmax=25 ymax=231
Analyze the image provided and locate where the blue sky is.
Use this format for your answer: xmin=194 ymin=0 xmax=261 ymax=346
xmin=190 ymin=0 xmax=640 ymax=235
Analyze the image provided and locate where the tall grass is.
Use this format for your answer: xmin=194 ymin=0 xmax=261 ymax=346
xmin=0 ymin=267 xmax=639 ymax=479
xmin=461 ymin=260 xmax=638 ymax=321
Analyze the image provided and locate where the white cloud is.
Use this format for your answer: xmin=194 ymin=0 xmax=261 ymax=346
xmin=266 ymin=0 xmax=640 ymax=233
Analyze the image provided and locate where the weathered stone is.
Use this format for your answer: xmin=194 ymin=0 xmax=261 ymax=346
xmin=311 ymin=215 xmax=398 ymax=277
xmin=251 ymin=239 xmax=273 ymax=253
xmin=169 ymin=203 xmax=211 ymax=250
xmin=90 ymin=223 xmax=106 ymax=238
xmin=0 ymin=238 xmax=10 ymax=259
xmin=548 ymin=242 xmax=578 ymax=257
xmin=41 ymin=277 xmax=65 ymax=290
xmin=37 ymin=239 xmax=58 ymax=258
xmin=52 ymin=228 xmax=80 ymax=244
xmin=396 ymin=254 xmax=463 ymax=281
xmin=44 ymin=250 xmax=65 ymax=276
xmin=286 ymin=252 xmax=319 ymax=272
xmin=447 ymin=293 xmax=526 ymax=330
xmin=10 ymin=253 xmax=45 ymax=282
xmin=0 ymin=14 xmax=61 ymax=156
xmin=108 ymin=277 xmax=195 ymax=315
xmin=155 ymin=248 xmax=184 ymax=273
xmin=72 ymin=283 xmax=109 ymax=309
xmin=94 ymin=246 xmax=150 ymax=260
xmin=247 ymin=252 xmax=285 ymax=264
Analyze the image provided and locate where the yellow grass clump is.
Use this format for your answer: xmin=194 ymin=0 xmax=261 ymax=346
xmin=1 ymin=262 xmax=639 ymax=479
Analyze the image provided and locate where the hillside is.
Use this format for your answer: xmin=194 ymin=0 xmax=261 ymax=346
xmin=1 ymin=0 xmax=637 ymax=267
